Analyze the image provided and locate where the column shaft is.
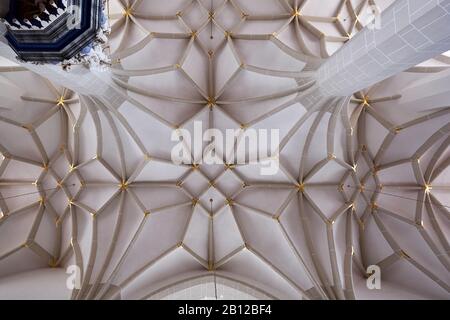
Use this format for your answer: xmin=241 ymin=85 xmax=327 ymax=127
xmin=317 ymin=0 xmax=450 ymax=96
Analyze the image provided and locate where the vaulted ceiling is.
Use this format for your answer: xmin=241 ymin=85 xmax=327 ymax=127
xmin=0 ymin=0 xmax=449 ymax=300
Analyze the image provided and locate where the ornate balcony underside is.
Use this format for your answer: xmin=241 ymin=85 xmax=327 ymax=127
xmin=2 ymin=0 xmax=105 ymax=63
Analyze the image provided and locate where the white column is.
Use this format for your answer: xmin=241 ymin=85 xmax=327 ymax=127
xmin=317 ymin=0 xmax=450 ymax=96
xmin=0 ymin=35 xmax=125 ymax=108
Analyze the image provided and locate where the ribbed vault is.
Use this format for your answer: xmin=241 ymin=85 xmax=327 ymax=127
xmin=0 ymin=0 xmax=449 ymax=300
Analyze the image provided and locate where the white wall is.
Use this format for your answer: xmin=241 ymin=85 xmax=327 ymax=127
xmin=0 ymin=268 xmax=71 ymax=300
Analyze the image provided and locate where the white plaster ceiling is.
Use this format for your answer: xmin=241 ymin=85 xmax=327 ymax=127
xmin=0 ymin=0 xmax=448 ymax=300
